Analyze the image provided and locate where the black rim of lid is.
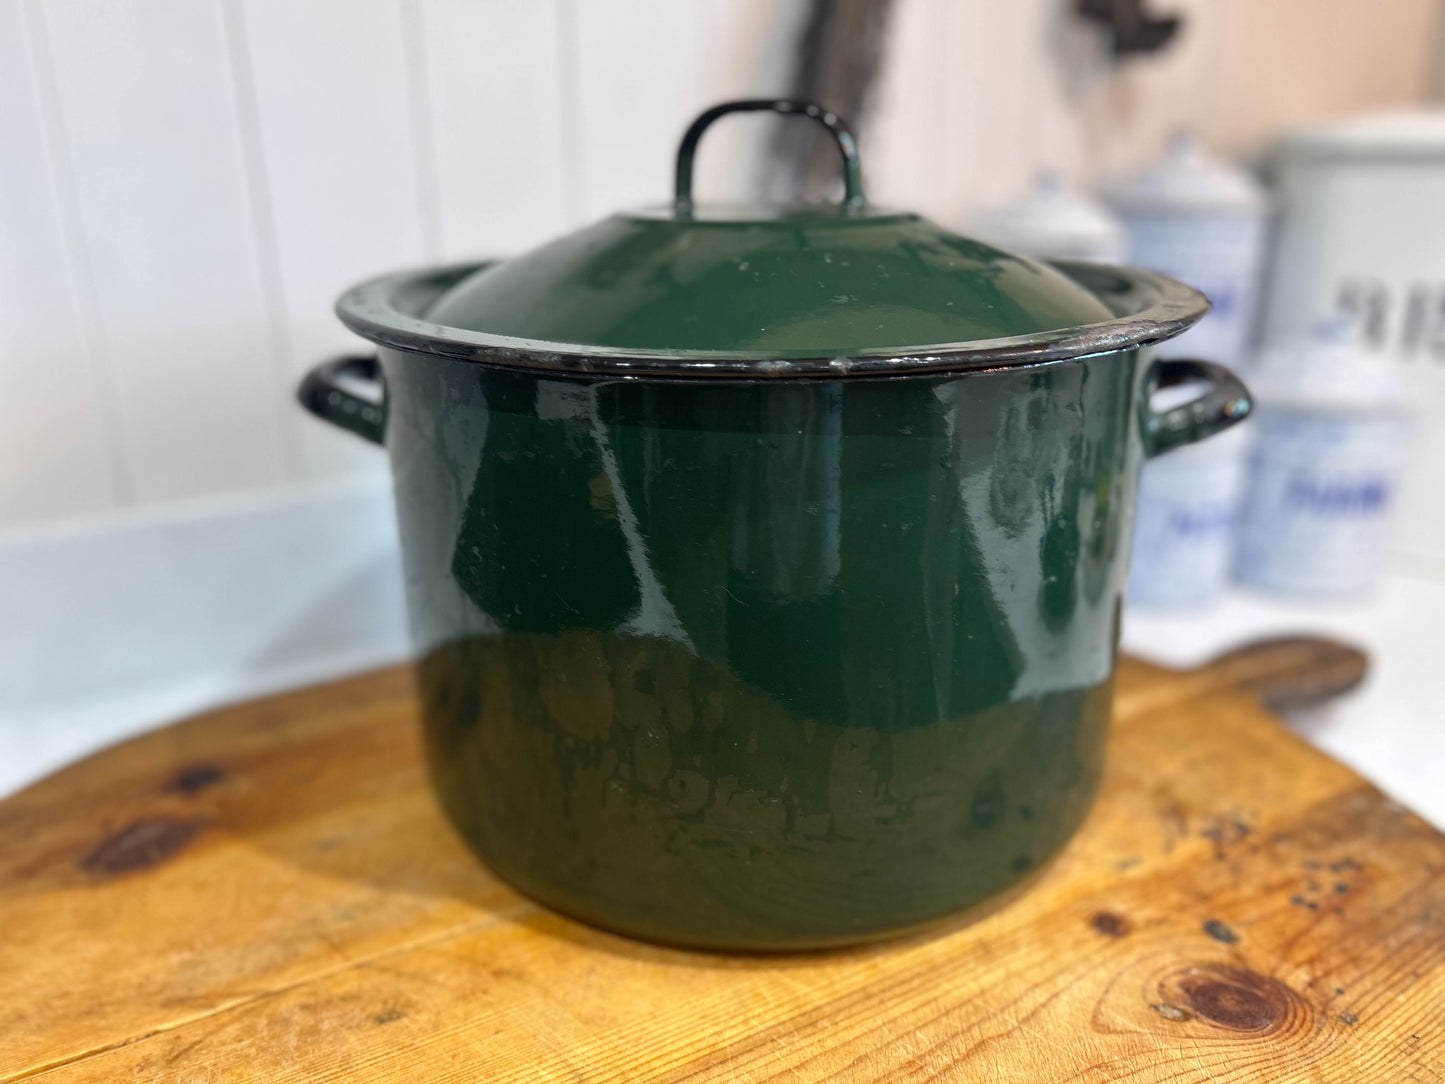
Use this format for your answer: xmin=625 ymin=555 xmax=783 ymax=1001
xmin=336 ymin=259 xmax=1210 ymax=381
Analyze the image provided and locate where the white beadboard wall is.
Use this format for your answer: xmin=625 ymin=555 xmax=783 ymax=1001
xmin=2 ymin=0 xmax=785 ymax=534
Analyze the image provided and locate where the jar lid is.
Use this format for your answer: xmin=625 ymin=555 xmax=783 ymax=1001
xmin=1252 ymin=316 xmax=1410 ymax=412
xmin=1276 ymin=109 xmax=1445 ymax=163
xmin=971 ymin=169 xmax=1126 ymax=264
xmin=338 ymin=100 xmax=1209 ymax=378
xmin=1101 ymin=131 xmax=1265 ymax=216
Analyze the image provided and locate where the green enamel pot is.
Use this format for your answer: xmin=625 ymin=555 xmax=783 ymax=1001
xmin=301 ymin=100 xmax=1248 ymax=950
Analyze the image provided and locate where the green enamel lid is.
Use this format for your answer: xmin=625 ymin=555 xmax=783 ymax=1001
xmin=425 ymin=205 xmax=1115 ymax=358
xmin=339 ymin=101 xmax=1209 ymax=378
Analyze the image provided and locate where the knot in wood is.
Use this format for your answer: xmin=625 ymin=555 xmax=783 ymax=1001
xmin=1159 ymin=964 xmax=1306 ymax=1037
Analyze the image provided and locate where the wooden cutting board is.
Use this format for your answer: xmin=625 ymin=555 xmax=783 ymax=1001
xmin=3 ymin=640 xmax=1442 ymax=1083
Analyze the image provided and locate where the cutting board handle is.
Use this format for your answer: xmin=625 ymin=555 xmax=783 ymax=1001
xmin=1196 ymin=636 xmax=1368 ymax=713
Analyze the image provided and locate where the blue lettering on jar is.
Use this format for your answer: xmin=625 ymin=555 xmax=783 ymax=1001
xmin=1283 ymin=475 xmax=1391 ymax=515
xmin=1166 ymin=505 xmax=1236 ymax=535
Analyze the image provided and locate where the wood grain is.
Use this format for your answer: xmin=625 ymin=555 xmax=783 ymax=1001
xmin=2 ymin=647 xmax=1442 ymax=1082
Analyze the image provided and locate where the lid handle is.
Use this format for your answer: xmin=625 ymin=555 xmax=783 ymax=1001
xmin=674 ymin=99 xmax=866 ymax=215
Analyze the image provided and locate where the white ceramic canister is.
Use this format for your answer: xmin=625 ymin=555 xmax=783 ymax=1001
xmin=1105 ymin=134 xmax=1266 ymax=608
xmin=1234 ymin=320 xmax=1411 ymax=598
xmin=1127 ymin=383 xmax=1250 ymax=608
xmin=971 ymin=170 xmax=1126 ymax=263
xmin=1101 ymin=131 xmax=1268 ymax=371
xmin=1259 ymin=109 xmax=1445 ymax=568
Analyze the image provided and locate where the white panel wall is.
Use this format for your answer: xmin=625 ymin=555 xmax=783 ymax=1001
xmin=0 ymin=0 xmax=796 ymax=536
xmin=420 ymin=0 xmax=574 ymax=256
xmin=0 ymin=2 xmax=119 ymax=524
xmin=570 ymin=0 xmax=719 ymax=219
xmin=232 ymin=0 xmax=429 ymax=481
xmin=38 ymin=0 xmax=294 ymax=504
xmin=566 ymin=0 xmax=803 ymax=219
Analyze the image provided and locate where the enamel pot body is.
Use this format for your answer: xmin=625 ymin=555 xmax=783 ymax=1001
xmin=300 ymin=100 xmax=1248 ymax=949
xmin=396 ymin=351 xmax=1129 ymax=949
xmin=303 ymin=331 xmax=1243 ymax=950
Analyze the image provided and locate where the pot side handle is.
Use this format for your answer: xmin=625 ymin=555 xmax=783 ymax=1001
xmin=1143 ymin=358 xmax=1252 ymax=458
xmin=297 ymin=355 xmax=386 ymax=446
